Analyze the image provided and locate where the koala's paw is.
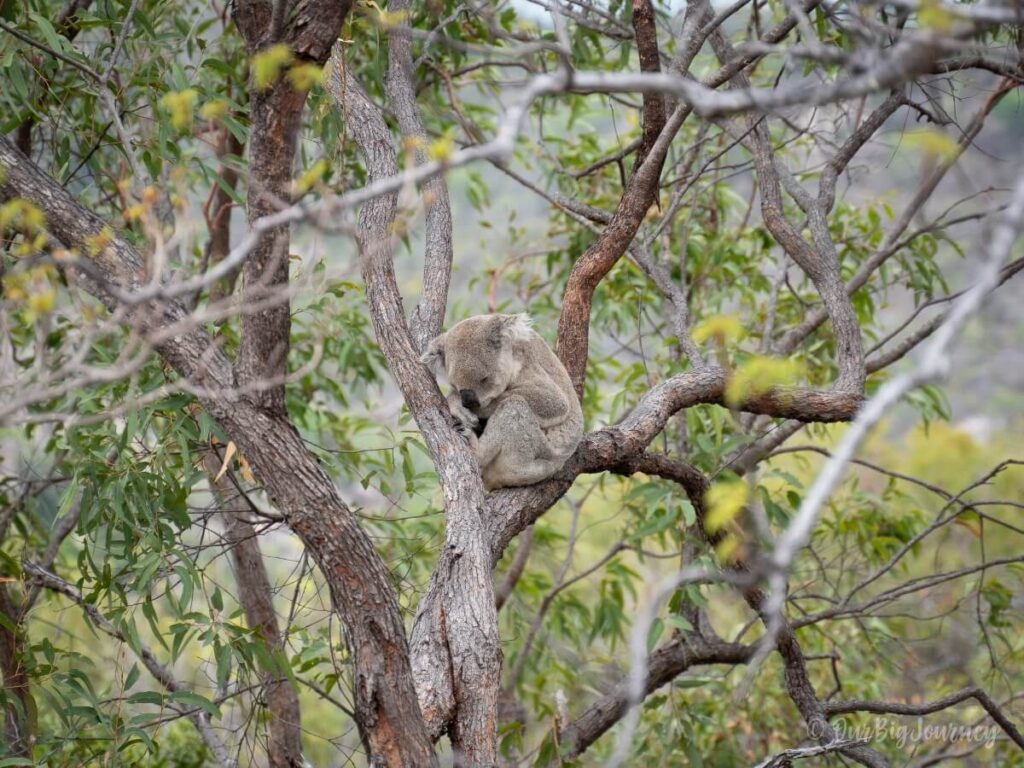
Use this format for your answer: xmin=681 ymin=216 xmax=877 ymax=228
xmin=449 ymin=401 xmax=479 ymax=430
xmin=453 ymin=418 xmax=480 ymax=450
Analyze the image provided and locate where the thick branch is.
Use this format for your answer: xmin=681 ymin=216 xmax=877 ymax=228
xmin=485 ymin=365 xmax=862 ymax=560
xmin=233 ymin=0 xmax=351 ymax=415
xmin=0 ymin=135 xmax=434 ymax=768
xmin=556 ymin=0 xmax=668 ymax=396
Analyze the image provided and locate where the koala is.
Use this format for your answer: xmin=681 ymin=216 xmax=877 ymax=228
xmin=421 ymin=313 xmax=584 ymax=490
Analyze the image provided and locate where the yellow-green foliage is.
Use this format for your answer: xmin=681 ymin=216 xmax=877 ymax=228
xmin=903 ymin=128 xmax=960 ymax=160
xmin=704 ymin=478 xmax=748 ymax=533
xmin=198 ymin=99 xmax=229 ymax=122
xmin=725 ymin=355 xmax=805 ymax=406
xmin=287 ymin=63 xmax=324 ymax=92
xmin=159 ymin=89 xmax=199 ymax=132
xmin=251 ymin=44 xmax=293 ymax=90
xmin=692 ymin=313 xmax=744 ymax=345
xmin=1 ymin=198 xmax=46 ymax=235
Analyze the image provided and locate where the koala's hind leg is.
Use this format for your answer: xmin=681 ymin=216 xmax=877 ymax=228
xmin=476 ymin=395 xmax=563 ymax=490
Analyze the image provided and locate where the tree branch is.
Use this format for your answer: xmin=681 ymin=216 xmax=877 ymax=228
xmin=233 ymin=0 xmax=352 ymax=416
xmin=203 ymin=449 xmax=302 ymax=768
xmin=385 ymin=0 xmax=454 ymax=352
xmin=555 ymin=634 xmax=753 ymax=762
xmin=556 ymin=0 xmax=670 ymax=396
xmin=0 ymin=134 xmax=434 ymax=768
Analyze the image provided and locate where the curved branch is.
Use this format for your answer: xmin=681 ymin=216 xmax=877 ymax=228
xmin=486 ymin=365 xmax=862 ymax=561
xmin=556 ymin=0 xmax=670 ymax=396
xmin=778 ymin=80 xmax=1018 ymax=355
xmin=554 ymin=635 xmax=754 ymax=763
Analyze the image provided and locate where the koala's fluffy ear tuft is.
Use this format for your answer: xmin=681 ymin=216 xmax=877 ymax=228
xmin=421 ymin=333 xmax=446 ymax=376
xmin=498 ymin=313 xmax=534 ymax=345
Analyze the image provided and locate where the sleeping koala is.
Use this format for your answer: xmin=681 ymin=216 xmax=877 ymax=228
xmin=421 ymin=313 xmax=584 ymax=490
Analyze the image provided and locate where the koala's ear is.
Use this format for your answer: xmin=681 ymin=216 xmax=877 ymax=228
xmin=497 ymin=313 xmax=533 ymax=345
xmin=421 ymin=333 xmax=446 ymax=375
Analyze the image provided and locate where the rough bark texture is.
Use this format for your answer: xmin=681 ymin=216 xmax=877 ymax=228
xmin=337 ymin=69 xmax=499 ymax=764
xmin=629 ymin=0 xmax=666 ymax=168
xmin=224 ymin=6 xmax=434 ymax=763
xmin=0 ymin=135 xmax=436 ymax=767
xmin=233 ymin=0 xmax=352 ymax=415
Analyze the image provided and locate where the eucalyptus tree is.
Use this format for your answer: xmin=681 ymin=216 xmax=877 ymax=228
xmin=1 ymin=0 xmax=1023 ymax=766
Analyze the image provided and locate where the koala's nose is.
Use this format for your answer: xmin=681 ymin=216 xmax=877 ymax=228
xmin=459 ymin=389 xmax=479 ymax=409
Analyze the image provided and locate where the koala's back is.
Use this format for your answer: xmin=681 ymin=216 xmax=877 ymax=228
xmin=514 ymin=331 xmax=583 ymax=455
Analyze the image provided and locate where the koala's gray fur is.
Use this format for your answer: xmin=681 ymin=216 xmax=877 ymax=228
xmin=421 ymin=313 xmax=584 ymax=490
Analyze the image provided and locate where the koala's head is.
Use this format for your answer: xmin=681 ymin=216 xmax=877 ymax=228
xmin=422 ymin=313 xmax=532 ymax=412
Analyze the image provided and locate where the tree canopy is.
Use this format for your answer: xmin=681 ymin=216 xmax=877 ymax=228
xmin=1 ymin=0 xmax=1023 ymax=766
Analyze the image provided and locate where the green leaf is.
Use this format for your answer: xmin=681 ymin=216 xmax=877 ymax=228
xmin=124 ymin=663 xmax=140 ymax=691
xmin=170 ymin=691 xmax=220 ymax=718
xmin=646 ymin=617 xmax=664 ymax=652
xmin=28 ymin=13 xmax=65 ymax=53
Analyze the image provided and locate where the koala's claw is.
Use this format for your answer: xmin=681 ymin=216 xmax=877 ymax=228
xmin=453 ymin=418 xmax=479 ymax=449
xmin=449 ymin=400 xmax=479 ymax=430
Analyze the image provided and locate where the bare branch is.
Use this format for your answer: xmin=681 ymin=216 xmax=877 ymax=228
xmin=385 ymin=1 xmax=454 ymax=352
